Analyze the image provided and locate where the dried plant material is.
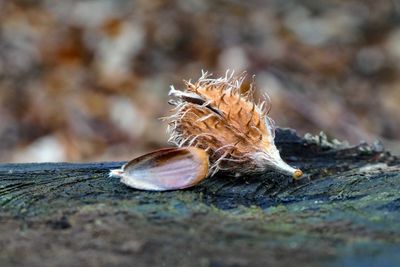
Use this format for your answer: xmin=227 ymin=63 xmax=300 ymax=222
xmin=110 ymin=147 xmax=209 ymax=191
xmin=111 ymin=71 xmax=302 ymax=191
xmin=166 ymin=71 xmax=302 ymax=179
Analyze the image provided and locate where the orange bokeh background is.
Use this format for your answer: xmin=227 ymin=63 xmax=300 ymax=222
xmin=1 ymin=1 xmax=399 ymax=162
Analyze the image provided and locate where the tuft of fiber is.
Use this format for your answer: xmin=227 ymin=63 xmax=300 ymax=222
xmin=166 ymin=70 xmax=302 ymax=178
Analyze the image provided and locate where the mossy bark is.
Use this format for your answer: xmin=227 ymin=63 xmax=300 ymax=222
xmin=0 ymin=129 xmax=399 ymax=267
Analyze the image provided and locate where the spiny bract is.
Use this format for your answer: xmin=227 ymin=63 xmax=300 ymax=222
xmin=166 ymin=71 xmax=302 ymax=179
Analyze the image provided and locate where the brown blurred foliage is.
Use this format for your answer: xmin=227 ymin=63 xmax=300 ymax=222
xmin=0 ymin=0 xmax=399 ymax=162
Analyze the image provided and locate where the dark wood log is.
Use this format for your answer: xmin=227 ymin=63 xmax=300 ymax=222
xmin=0 ymin=128 xmax=399 ymax=267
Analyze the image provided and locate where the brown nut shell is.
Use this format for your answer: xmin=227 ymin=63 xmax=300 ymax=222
xmin=110 ymin=147 xmax=209 ymax=191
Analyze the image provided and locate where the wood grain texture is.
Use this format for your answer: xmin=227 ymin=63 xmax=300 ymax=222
xmin=0 ymin=128 xmax=399 ymax=267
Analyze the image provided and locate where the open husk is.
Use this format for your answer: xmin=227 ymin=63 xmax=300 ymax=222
xmin=166 ymin=71 xmax=302 ymax=179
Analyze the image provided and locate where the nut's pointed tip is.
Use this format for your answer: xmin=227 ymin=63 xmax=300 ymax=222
xmin=293 ymin=169 xmax=303 ymax=180
xmin=109 ymin=169 xmax=124 ymax=178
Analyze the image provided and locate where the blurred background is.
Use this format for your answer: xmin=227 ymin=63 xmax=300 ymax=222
xmin=0 ymin=0 xmax=399 ymax=163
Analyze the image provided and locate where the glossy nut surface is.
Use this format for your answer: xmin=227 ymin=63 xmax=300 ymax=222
xmin=112 ymin=147 xmax=209 ymax=191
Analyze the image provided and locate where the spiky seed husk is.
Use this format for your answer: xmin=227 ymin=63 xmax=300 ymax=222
xmin=166 ymin=71 xmax=302 ymax=178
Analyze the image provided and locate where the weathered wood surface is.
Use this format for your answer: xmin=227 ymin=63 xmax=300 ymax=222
xmin=0 ymin=128 xmax=399 ymax=267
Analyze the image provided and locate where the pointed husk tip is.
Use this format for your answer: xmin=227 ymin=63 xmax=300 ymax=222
xmin=271 ymin=157 xmax=303 ymax=180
